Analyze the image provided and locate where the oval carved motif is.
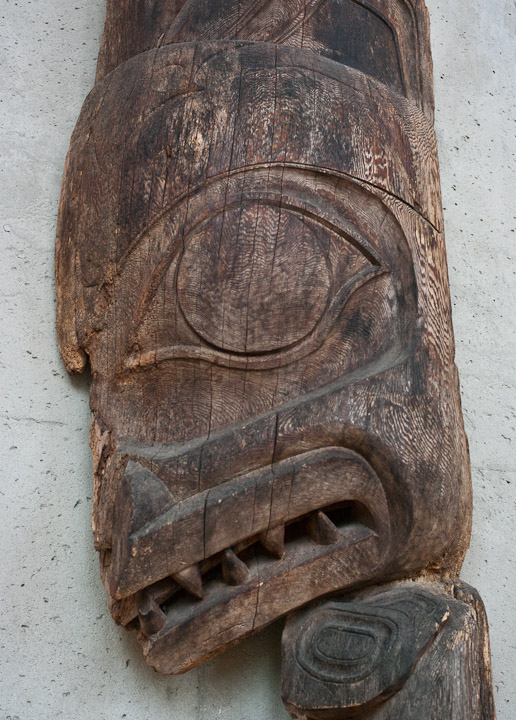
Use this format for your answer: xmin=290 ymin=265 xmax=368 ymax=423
xmin=297 ymin=609 xmax=397 ymax=683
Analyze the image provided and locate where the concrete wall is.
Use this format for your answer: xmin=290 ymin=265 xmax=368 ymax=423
xmin=1 ymin=1 xmax=514 ymax=717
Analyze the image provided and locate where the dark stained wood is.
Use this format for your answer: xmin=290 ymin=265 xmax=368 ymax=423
xmin=56 ymin=0 xmax=495 ymax=714
xmin=282 ymin=579 xmax=496 ymax=719
xmin=162 ymin=0 xmax=435 ymax=117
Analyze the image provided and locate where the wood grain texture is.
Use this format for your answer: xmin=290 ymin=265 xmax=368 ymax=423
xmin=56 ymin=0 xmax=494 ymax=711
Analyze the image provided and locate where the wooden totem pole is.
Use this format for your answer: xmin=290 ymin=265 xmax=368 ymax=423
xmin=56 ymin=1 xmax=496 ymax=717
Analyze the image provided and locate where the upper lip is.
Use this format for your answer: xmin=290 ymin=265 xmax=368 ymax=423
xmin=110 ymin=445 xmax=391 ymax=601
xmin=107 ymin=351 xmax=410 ymax=604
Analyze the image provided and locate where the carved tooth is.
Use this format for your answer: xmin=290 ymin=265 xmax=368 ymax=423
xmin=138 ymin=593 xmax=166 ymax=636
xmin=173 ymin=564 xmax=204 ymax=599
xmin=260 ymin=526 xmax=285 ymax=558
xmin=307 ymin=511 xmax=342 ymax=546
xmin=221 ymin=549 xmax=249 ymax=586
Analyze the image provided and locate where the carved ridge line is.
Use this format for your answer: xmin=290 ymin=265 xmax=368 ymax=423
xmin=296 ymin=612 xmax=397 ymax=684
xmin=356 ymin=0 xmax=424 ymax=105
xmin=114 ymin=161 xmax=437 ymax=278
xmin=123 ymin=189 xmax=386 ymax=369
xmin=123 ymin=266 xmax=384 ymax=371
xmin=162 ymin=0 xmax=415 ymax=102
xmin=118 ymin=340 xmax=414 ymax=465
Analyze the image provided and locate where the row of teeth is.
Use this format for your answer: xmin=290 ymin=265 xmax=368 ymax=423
xmin=138 ymin=510 xmax=344 ymax=637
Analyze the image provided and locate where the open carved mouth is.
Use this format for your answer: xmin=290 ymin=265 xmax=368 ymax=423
xmin=139 ymin=498 xmax=376 ymax=627
xmin=107 ymin=446 xmax=391 ymax=674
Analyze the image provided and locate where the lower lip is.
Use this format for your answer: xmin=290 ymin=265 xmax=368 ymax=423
xmin=142 ymin=523 xmax=383 ymax=674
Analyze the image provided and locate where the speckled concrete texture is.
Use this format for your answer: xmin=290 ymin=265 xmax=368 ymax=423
xmin=1 ymin=1 xmax=514 ymax=718
xmin=428 ymin=0 xmax=516 ymax=720
xmin=429 ymin=2 xmax=516 ymax=716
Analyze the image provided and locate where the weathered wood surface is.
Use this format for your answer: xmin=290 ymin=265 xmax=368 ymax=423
xmin=56 ymin=0 xmax=494 ymax=711
xmin=282 ymin=579 xmax=496 ymax=719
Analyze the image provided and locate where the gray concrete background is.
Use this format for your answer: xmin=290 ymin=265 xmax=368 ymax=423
xmin=1 ymin=1 xmax=514 ymax=717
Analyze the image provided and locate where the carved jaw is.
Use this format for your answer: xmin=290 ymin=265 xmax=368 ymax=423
xmin=106 ymin=445 xmax=390 ymax=674
xmin=89 ymin=317 xmax=470 ymax=674
xmin=142 ymin=523 xmax=384 ymax=675
xmin=91 ymin=331 xmax=469 ymax=674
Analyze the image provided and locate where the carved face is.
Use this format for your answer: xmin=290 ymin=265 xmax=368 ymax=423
xmin=57 ymin=38 xmax=470 ymax=673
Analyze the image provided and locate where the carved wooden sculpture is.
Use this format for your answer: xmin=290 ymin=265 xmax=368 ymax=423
xmin=56 ymin=1 xmax=496 ymax=716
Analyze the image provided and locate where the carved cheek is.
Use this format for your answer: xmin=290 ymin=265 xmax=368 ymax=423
xmin=96 ymin=178 xmax=419 ymax=453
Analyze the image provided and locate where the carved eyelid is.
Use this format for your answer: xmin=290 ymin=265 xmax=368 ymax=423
xmin=264 ymin=200 xmax=383 ymax=268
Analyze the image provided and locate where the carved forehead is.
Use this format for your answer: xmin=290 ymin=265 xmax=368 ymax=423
xmin=67 ymin=41 xmax=441 ymax=286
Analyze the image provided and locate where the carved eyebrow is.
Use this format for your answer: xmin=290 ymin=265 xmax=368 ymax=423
xmin=115 ymin=160 xmax=402 ymax=276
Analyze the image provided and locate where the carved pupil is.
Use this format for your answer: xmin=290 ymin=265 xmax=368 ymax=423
xmin=177 ymin=203 xmax=331 ymax=354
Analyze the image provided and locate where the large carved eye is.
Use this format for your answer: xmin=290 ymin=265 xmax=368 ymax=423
xmin=121 ymin=185 xmax=394 ymax=373
xmin=177 ymin=204 xmax=333 ymax=355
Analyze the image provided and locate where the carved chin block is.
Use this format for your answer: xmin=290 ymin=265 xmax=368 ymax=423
xmin=56 ymin=0 xmax=494 ymax=708
xmin=282 ymin=582 xmax=495 ymax=720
